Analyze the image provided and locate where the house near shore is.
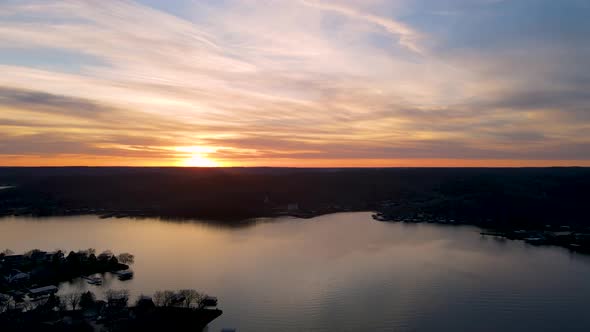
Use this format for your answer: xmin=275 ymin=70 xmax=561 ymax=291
xmin=4 ymin=270 xmax=30 ymax=284
xmin=28 ymin=285 xmax=58 ymax=298
xmin=2 ymin=254 xmax=25 ymax=266
xmin=201 ymin=296 xmax=218 ymax=308
xmin=0 ymin=292 xmax=13 ymax=303
xmin=115 ymin=270 xmax=134 ymax=280
xmin=29 ymin=250 xmax=52 ymax=263
xmin=575 ymin=233 xmax=590 ymax=241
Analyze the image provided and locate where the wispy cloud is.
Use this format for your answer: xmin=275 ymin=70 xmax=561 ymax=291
xmin=0 ymin=0 xmax=589 ymax=166
xmin=300 ymin=0 xmax=424 ymax=54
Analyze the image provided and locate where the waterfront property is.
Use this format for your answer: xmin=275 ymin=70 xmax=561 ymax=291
xmin=0 ymin=249 xmax=132 ymax=297
xmin=114 ymin=270 xmax=134 ymax=281
xmin=0 ymin=248 xmax=222 ymax=331
xmin=0 ymin=289 xmax=222 ymax=331
xmin=4 ymin=271 xmax=29 ymax=284
xmin=201 ymin=296 xmax=218 ymax=307
xmin=28 ymin=285 xmax=58 ymax=298
xmin=82 ymin=276 xmax=103 ymax=285
xmin=479 ymin=228 xmax=590 ymax=253
xmin=2 ymin=255 xmax=25 ymax=267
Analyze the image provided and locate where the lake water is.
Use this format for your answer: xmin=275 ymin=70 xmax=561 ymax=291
xmin=1 ymin=212 xmax=590 ymax=331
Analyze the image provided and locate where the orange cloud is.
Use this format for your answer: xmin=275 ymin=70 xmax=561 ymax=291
xmin=0 ymin=1 xmax=589 ymax=166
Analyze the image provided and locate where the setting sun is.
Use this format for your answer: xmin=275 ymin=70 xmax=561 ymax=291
xmin=182 ymin=154 xmax=220 ymax=167
xmin=173 ymin=146 xmax=221 ymax=167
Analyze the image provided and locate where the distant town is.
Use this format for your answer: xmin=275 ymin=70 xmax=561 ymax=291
xmin=1 ymin=167 xmax=589 ymax=226
xmin=372 ymin=209 xmax=590 ymax=253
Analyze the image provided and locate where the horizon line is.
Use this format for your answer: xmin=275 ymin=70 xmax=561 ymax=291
xmin=0 ymin=165 xmax=588 ymax=169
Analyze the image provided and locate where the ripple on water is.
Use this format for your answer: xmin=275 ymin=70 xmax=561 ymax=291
xmin=2 ymin=212 xmax=590 ymax=331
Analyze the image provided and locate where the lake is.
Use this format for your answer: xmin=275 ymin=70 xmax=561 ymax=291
xmin=1 ymin=212 xmax=590 ymax=331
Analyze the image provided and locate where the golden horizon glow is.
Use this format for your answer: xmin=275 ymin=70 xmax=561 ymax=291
xmin=2 ymin=154 xmax=590 ymax=168
xmin=170 ymin=146 xmax=221 ymax=167
xmin=180 ymin=154 xmax=221 ymax=167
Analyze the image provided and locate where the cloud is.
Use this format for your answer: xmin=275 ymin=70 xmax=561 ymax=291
xmin=0 ymin=86 xmax=112 ymax=117
xmin=0 ymin=0 xmax=589 ymax=166
xmin=300 ymin=0 xmax=424 ymax=54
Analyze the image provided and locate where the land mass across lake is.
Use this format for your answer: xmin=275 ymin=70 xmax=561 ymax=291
xmin=2 ymin=167 xmax=590 ymax=252
xmin=1 ymin=167 xmax=589 ymax=225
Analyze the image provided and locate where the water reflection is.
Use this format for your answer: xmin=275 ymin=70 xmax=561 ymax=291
xmin=1 ymin=213 xmax=590 ymax=331
xmin=139 ymin=215 xmax=262 ymax=229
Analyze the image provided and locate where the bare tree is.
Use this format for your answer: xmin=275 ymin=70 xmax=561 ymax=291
xmin=0 ymin=295 xmax=15 ymax=313
xmin=105 ymin=289 xmax=129 ymax=307
xmin=0 ymin=297 xmax=7 ymax=313
xmin=1 ymin=248 xmax=14 ymax=256
xmin=153 ymin=291 xmax=162 ymax=307
xmin=153 ymin=290 xmax=176 ymax=307
xmin=197 ymin=294 xmax=212 ymax=309
xmin=117 ymin=253 xmax=134 ymax=264
xmin=62 ymin=292 xmax=82 ymax=310
xmin=57 ymin=295 xmax=67 ymax=312
xmin=22 ymin=300 xmax=36 ymax=312
xmin=178 ymin=289 xmax=203 ymax=308
xmin=153 ymin=291 xmax=165 ymax=307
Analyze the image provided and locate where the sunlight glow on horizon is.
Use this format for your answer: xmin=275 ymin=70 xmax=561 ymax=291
xmin=181 ymin=155 xmax=220 ymax=167
xmin=171 ymin=146 xmax=223 ymax=167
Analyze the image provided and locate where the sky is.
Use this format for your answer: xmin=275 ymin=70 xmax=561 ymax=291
xmin=0 ymin=0 xmax=589 ymax=167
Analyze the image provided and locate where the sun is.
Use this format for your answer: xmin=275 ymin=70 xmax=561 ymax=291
xmin=172 ymin=146 xmax=222 ymax=167
xmin=183 ymin=154 xmax=220 ymax=167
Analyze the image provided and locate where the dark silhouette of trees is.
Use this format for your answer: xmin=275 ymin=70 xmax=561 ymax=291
xmin=0 ymin=285 xmax=222 ymax=332
xmin=108 ymin=255 xmax=119 ymax=266
xmin=62 ymin=292 xmax=82 ymax=311
xmin=23 ymin=249 xmax=42 ymax=258
xmin=135 ymin=294 xmax=156 ymax=310
xmin=153 ymin=290 xmax=176 ymax=307
xmin=46 ymin=293 xmax=60 ymax=312
xmin=152 ymin=289 xmax=207 ymax=308
xmin=178 ymin=289 xmax=204 ymax=308
xmin=79 ymin=291 xmax=96 ymax=310
xmin=66 ymin=251 xmax=81 ymax=266
xmin=0 ymin=248 xmax=132 ymax=294
xmin=97 ymin=250 xmax=113 ymax=262
xmin=3 ymin=167 xmax=590 ymax=226
xmin=0 ymin=294 xmax=14 ymax=313
xmin=105 ymin=289 xmax=129 ymax=307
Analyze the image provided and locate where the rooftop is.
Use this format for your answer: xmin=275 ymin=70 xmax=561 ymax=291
xmin=29 ymin=285 xmax=58 ymax=294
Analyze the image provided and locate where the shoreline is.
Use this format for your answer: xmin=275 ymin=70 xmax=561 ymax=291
xmin=3 ymin=209 xmax=590 ymax=256
xmin=372 ymin=212 xmax=590 ymax=255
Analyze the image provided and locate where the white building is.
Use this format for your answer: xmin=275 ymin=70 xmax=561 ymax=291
xmin=28 ymin=285 xmax=58 ymax=298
